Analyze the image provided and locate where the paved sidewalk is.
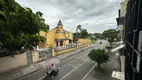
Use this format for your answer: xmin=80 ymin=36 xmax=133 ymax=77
xmin=85 ymin=52 xmax=120 ymax=80
xmin=0 ymin=45 xmax=92 ymax=80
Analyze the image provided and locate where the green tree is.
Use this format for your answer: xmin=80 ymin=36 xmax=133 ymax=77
xmin=89 ymin=33 xmax=97 ymax=42
xmin=88 ymin=49 xmax=109 ymax=69
xmin=73 ymin=32 xmax=80 ymax=42
xmin=0 ymin=0 xmax=49 ymax=56
xmin=102 ymin=29 xmax=118 ymax=45
xmin=0 ymin=0 xmax=14 ymax=21
xmin=80 ymin=29 xmax=88 ymax=38
xmin=93 ymin=33 xmax=104 ymax=39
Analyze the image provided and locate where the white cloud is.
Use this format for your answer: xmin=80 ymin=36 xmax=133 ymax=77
xmin=15 ymin=0 xmax=122 ymax=33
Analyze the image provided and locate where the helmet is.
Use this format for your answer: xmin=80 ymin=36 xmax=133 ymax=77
xmin=51 ymin=64 xmax=54 ymax=66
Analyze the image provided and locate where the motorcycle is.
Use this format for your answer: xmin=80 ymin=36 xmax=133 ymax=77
xmin=43 ymin=69 xmax=59 ymax=80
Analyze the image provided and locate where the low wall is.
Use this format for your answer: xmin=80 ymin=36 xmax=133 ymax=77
xmin=0 ymin=53 xmax=27 ymax=73
xmin=32 ymin=51 xmax=39 ymax=63
xmin=78 ymin=38 xmax=92 ymax=45
xmin=53 ymin=44 xmax=89 ymax=56
xmin=54 ymin=47 xmax=76 ymax=56
xmin=32 ymin=50 xmax=51 ymax=63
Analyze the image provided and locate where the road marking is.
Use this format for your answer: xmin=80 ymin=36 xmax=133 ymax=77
xmin=81 ymin=63 xmax=97 ymax=80
xmin=60 ymin=59 xmax=89 ymax=80
xmin=38 ymin=54 xmax=89 ymax=80
xmin=68 ymin=63 xmax=76 ymax=68
xmin=38 ymin=75 xmax=46 ymax=80
xmin=68 ymin=51 xmax=90 ymax=64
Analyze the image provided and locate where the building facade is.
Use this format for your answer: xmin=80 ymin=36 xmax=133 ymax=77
xmin=116 ymin=0 xmax=128 ymax=40
xmin=39 ymin=20 xmax=73 ymax=48
xmin=124 ymin=0 xmax=142 ymax=80
xmin=116 ymin=0 xmax=128 ymax=74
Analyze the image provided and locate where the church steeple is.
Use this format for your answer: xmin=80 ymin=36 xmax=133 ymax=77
xmin=58 ymin=20 xmax=63 ymax=26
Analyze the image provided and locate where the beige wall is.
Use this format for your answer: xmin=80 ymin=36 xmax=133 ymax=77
xmin=0 ymin=53 xmax=27 ymax=73
xmin=47 ymin=29 xmax=56 ymax=47
xmin=54 ymin=47 xmax=76 ymax=56
xmin=78 ymin=38 xmax=92 ymax=45
xmin=63 ymin=40 xmax=69 ymax=45
xmin=32 ymin=51 xmax=39 ymax=63
xmin=39 ymin=31 xmax=48 ymax=48
xmin=120 ymin=1 xmax=128 ymax=17
xmin=55 ymin=32 xmax=73 ymax=40
xmin=32 ymin=51 xmax=47 ymax=63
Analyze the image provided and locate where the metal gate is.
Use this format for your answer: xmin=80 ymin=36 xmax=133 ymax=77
xmin=26 ymin=51 xmax=33 ymax=65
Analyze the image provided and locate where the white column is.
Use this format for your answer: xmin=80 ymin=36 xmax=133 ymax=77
xmin=52 ymin=48 xmax=55 ymax=57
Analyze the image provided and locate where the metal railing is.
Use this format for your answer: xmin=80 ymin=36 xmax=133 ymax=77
xmin=54 ymin=43 xmax=86 ymax=52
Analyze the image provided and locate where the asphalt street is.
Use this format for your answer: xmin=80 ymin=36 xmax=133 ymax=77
xmin=18 ymin=40 xmax=108 ymax=80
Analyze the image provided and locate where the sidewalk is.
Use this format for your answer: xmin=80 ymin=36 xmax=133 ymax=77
xmin=0 ymin=45 xmax=92 ymax=80
xmin=85 ymin=52 xmax=120 ymax=80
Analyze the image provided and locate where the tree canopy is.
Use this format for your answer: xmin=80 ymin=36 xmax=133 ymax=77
xmin=80 ymin=29 xmax=89 ymax=38
xmin=88 ymin=49 xmax=109 ymax=68
xmin=0 ymin=0 xmax=49 ymax=56
xmin=88 ymin=34 xmax=97 ymax=42
xmin=93 ymin=33 xmax=104 ymax=39
xmin=102 ymin=29 xmax=118 ymax=44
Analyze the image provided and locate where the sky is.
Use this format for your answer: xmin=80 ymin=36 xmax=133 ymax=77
xmin=15 ymin=0 xmax=123 ymax=33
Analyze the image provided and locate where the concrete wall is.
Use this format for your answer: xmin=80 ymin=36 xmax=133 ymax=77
xmin=116 ymin=1 xmax=128 ymax=40
xmin=54 ymin=47 xmax=76 ymax=56
xmin=32 ymin=51 xmax=39 ymax=63
xmin=120 ymin=1 xmax=128 ymax=17
xmin=78 ymin=38 xmax=92 ymax=46
xmin=0 ymin=53 xmax=27 ymax=73
xmin=32 ymin=50 xmax=48 ymax=63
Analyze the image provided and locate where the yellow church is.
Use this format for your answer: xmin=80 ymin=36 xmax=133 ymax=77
xmin=39 ymin=20 xmax=73 ymax=48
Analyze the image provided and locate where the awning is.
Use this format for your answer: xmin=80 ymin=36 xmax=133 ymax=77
xmin=111 ymin=44 xmax=125 ymax=52
xmin=112 ymin=71 xmax=124 ymax=80
xmin=116 ymin=41 xmax=123 ymax=44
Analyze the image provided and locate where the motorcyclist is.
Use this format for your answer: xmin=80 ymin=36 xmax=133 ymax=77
xmin=49 ymin=64 xmax=57 ymax=77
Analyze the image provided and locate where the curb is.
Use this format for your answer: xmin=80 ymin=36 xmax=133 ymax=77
xmin=58 ymin=45 xmax=92 ymax=60
xmin=82 ymin=63 xmax=97 ymax=80
xmin=15 ymin=67 xmax=45 ymax=80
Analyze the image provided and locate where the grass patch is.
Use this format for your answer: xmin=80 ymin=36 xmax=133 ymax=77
xmin=94 ymin=67 xmax=105 ymax=73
